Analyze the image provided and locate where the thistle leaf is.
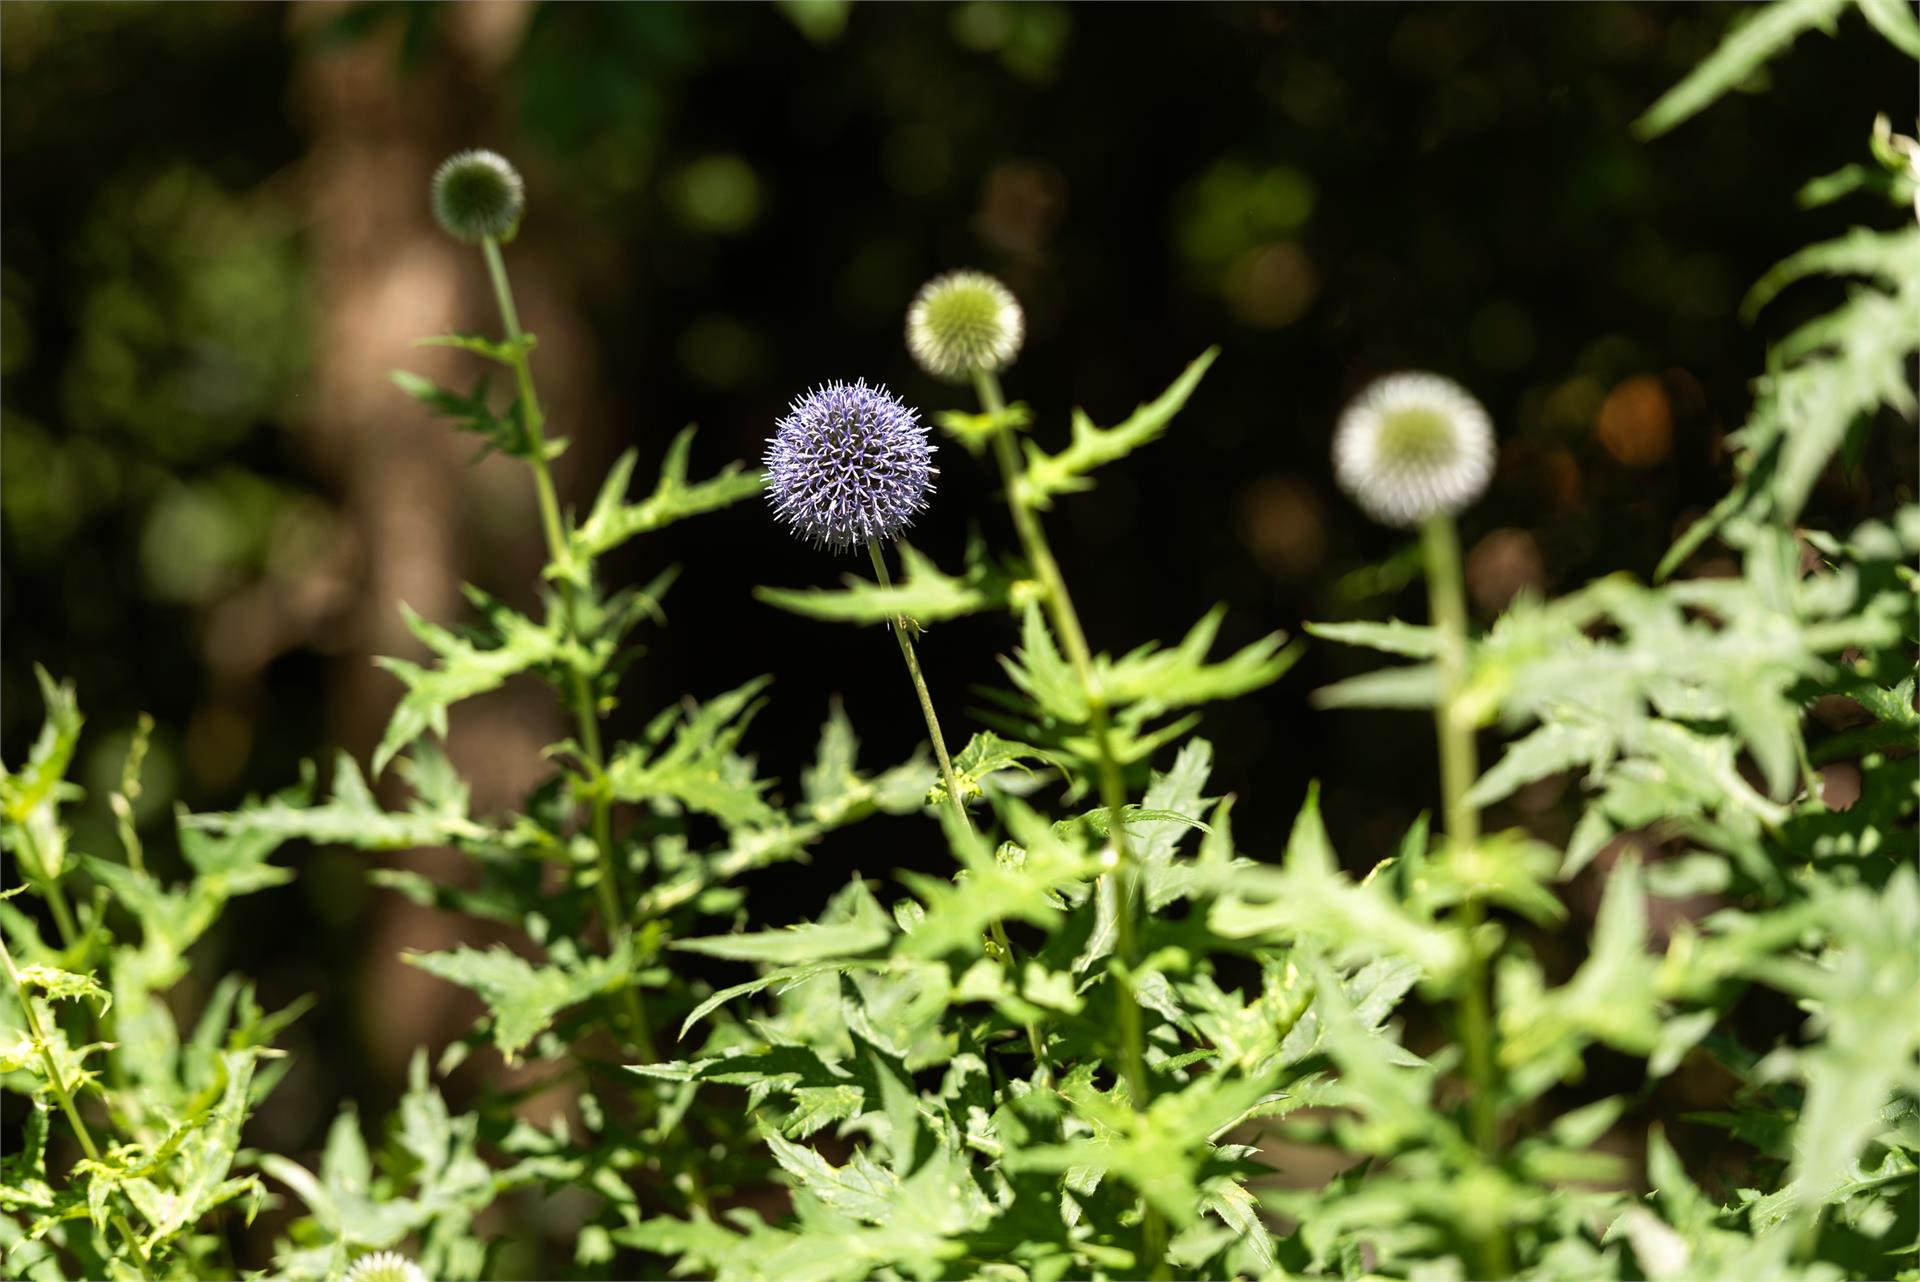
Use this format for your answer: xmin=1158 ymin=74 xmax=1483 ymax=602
xmin=606 ymin=677 xmax=779 ymax=830
xmin=566 ymin=426 xmax=764 ymax=577
xmin=756 ymin=542 xmax=1004 ymax=626
xmin=1018 ymin=348 xmax=1219 ymax=507
xmin=1634 ymin=0 xmax=1850 ymax=139
xmin=404 ymin=940 xmax=633 ymax=1063
xmin=373 ymin=595 xmax=565 ymax=776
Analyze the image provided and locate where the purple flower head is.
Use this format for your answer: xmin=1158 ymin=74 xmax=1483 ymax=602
xmin=764 ymin=380 xmax=936 ymax=552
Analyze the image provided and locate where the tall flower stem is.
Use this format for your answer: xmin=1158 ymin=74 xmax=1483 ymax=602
xmin=1 ymin=934 xmax=151 ymax=1276
xmin=865 ymin=539 xmax=969 ymax=836
xmin=480 ymin=235 xmax=654 ymax=1061
xmin=973 ymin=369 xmax=1163 ymax=1273
xmin=867 ymin=538 xmax=1048 ymax=1074
xmin=1421 ymin=515 xmax=1479 ymax=852
xmin=1420 ymin=512 xmax=1507 ymax=1279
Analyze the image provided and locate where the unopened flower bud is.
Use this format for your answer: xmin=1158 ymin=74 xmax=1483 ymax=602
xmin=431 ymin=149 xmax=525 ymax=243
xmin=906 ymin=270 xmax=1025 ymax=383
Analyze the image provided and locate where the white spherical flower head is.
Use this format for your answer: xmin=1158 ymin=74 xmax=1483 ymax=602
xmin=1333 ymin=372 xmax=1495 ymax=528
xmin=906 ymin=270 xmax=1025 ymax=382
xmin=344 ymin=1251 xmax=427 ymax=1282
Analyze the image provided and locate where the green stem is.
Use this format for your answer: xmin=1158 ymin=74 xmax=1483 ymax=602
xmin=1 ymin=934 xmax=151 ymax=1276
xmin=17 ymin=823 xmax=82 ymax=954
xmin=481 ymin=235 xmax=654 ymax=1062
xmin=866 ymin=539 xmax=970 ymax=835
xmin=43 ymin=877 xmax=80 ymax=952
xmin=866 ymin=539 xmax=1048 ymax=1075
xmin=1421 ymin=515 xmax=1479 ymax=851
xmin=1420 ymin=512 xmax=1507 ymax=1280
xmin=113 ymin=716 xmax=152 ymax=879
xmin=974 ymin=368 xmax=1162 ymax=1273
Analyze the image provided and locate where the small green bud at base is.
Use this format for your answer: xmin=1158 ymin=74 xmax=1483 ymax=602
xmin=431 ymin=149 xmax=525 ymax=243
xmin=906 ymin=270 xmax=1025 ymax=383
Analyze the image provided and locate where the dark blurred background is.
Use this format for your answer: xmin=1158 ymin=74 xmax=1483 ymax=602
xmin=2 ymin=0 xmax=1908 ymax=1251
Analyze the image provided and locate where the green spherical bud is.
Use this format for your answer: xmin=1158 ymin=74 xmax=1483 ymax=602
xmin=431 ymin=149 xmax=525 ymax=243
xmin=906 ymin=270 xmax=1025 ymax=383
xmin=344 ymin=1251 xmax=426 ymax=1282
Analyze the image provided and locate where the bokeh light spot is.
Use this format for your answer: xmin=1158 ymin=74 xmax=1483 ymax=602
xmin=1238 ymin=474 xmax=1326 ymax=578
xmin=1597 ymin=374 xmax=1673 ymax=468
xmin=975 ymin=160 xmax=1067 ymax=254
xmin=674 ymin=155 xmax=760 ymax=234
xmin=1226 ymin=242 xmax=1317 ymax=328
xmin=1466 ymin=527 xmax=1546 ymax=613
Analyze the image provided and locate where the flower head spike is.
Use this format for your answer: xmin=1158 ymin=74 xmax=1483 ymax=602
xmin=344 ymin=1252 xmax=427 ymax=1282
xmin=906 ymin=270 xmax=1025 ymax=382
xmin=431 ymin=149 xmax=525 ymax=243
xmin=1333 ymin=372 xmax=1495 ymax=528
xmin=765 ymin=380 xmax=935 ymax=551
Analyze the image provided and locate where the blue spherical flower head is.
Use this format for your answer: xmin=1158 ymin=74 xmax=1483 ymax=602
xmin=765 ymin=380 xmax=936 ymax=552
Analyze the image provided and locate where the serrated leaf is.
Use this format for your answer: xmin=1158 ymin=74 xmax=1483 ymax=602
xmin=1098 ymin=607 xmax=1302 ymax=718
xmin=1010 ymin=1067 xmax=1275 ymax=1225
xmin=413 ymin=332 xmax=536 ymax=363
xmin=565 ymin=426 xmax=763 ymax=579
xmin=1666 ymin=223 xmax=1920 ymax=568
xmin=185 ymin=753 xmax=487 ymax=852
xmin=1210 ymin=785 xmax=1465 ymax=982
xmin=675 ymin=879 xmax=893 ymax=964
xmin=606 ymin=677 xmax=779 ymax=830
xmin=927 ymin=731 xmax=1066 ymax=805
xmin=13 ymin=966 xmax=110 ymax=1015
xmin=801 ymin=701 xmax=938 ymax=827
xmin=757 ymin=542 xmax=1003 ymax=626
xmin=1018 ymin=348 xmax=1218 ymax=507
xmin=390 ymin=369 xmax=531 ymax=459
xmin=1304 ymin=617 xmax=1442 ymax=659
xmin=1498 ymin=857 xmax=1668 ymax=1099
xmin=1859 ymin=0 xmax=1920 ymax=55
xmin=404 ymin=940 xmax=632 ymax=1063
xmin=933 ymin=400 xmax=1032 ymax=454
xmin=0 ymin=667 xmax=84 ymax=882
xmin=1635 ymin=0 xmax=1850 ymax=139
xmin=373 ymin=597 xmax=565 ymax=775
xmin=899 ymin=799 xmax=1096 ymax=959
xmin=1311 ymin=663 xmax=1441 ymax=711
xmin=678 ymin=961 xmax=875 ymax=1040
xmin=1467 ymin=720 xmax=1615 ymax=808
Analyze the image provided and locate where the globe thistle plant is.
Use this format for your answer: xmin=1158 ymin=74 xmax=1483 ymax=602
xmin=764 ymin=380 xmax=936 ymax=552
xmin=763 ymin=377 xmax=972 ymax=813
xmin=416 ymin=149 xmax=654 ymax=1049
xmin=1331 ymin=369 xmax=1499 ymax=1180
xmin=906 ymin=270 xmax=1025 ymax=383
xmin=1332 ymin=371 xmax=1494 ymax=529
xmin=431 ymin=149 xmax=525 ymax=243
xmin=344 ymin=1251 xmax=428 ymax=1282
xmin=765 ymin=371 xmax=1063 ymax=1072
